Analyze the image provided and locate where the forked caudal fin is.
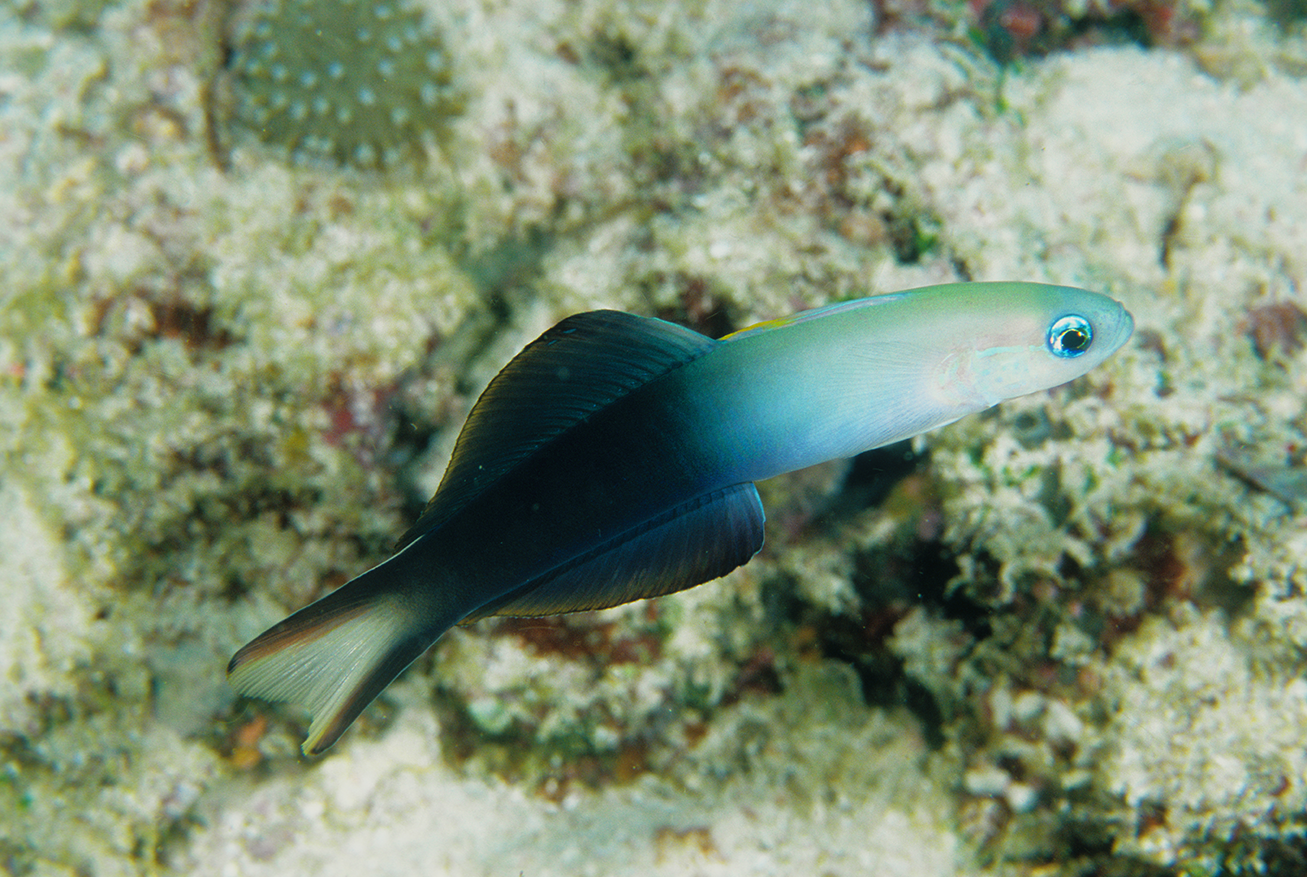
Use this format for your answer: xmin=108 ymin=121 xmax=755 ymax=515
xmin=227 ymin=563 xmax=448 ymax=756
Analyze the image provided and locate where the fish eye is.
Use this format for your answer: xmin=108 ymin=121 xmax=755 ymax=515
xmin=1047 ymin=314 xmax=1093 ymax=358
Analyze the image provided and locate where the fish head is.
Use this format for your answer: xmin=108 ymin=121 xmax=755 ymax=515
xmin=933 ymin=283 xmax=1135 ymax=409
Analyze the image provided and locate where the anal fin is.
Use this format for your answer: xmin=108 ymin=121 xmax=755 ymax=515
xmin=466 ymin=482 xmax=766 ymax=621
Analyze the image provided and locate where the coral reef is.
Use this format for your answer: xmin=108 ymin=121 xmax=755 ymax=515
xmin=3 ymin=0 xmax=1307 ymax=874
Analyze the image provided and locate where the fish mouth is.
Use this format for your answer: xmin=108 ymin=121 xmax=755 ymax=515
xmin=1105 ymin=301 xmax=1135 ymax=353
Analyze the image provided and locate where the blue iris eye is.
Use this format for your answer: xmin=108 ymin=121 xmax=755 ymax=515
xmin=1047 ymin=315 xmax=1093 ymax=358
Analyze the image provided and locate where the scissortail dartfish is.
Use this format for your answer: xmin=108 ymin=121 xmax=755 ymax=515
xmin=228 ymin=281 xmax=1134 ymax=754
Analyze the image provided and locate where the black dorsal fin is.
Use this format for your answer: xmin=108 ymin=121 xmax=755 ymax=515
xmin=462 ymin=482 xmax=766 ymax=621
xmin=396 ymin=310 xmax=716 ymax=551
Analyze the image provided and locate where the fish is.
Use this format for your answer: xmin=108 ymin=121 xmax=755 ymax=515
xmin=228 ymin=281 xmax=1134 ymax=755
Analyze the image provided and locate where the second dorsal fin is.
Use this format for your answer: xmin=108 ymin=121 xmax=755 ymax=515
xmin=395 ymin=310 xmax=716 ymax=550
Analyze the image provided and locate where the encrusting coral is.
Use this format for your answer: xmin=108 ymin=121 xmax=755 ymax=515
xmin=225 ymin=0 xmax=459 ymax=167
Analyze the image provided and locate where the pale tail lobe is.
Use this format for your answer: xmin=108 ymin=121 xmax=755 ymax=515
xmin=227 ymin=563 xmax=449 ymax=755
